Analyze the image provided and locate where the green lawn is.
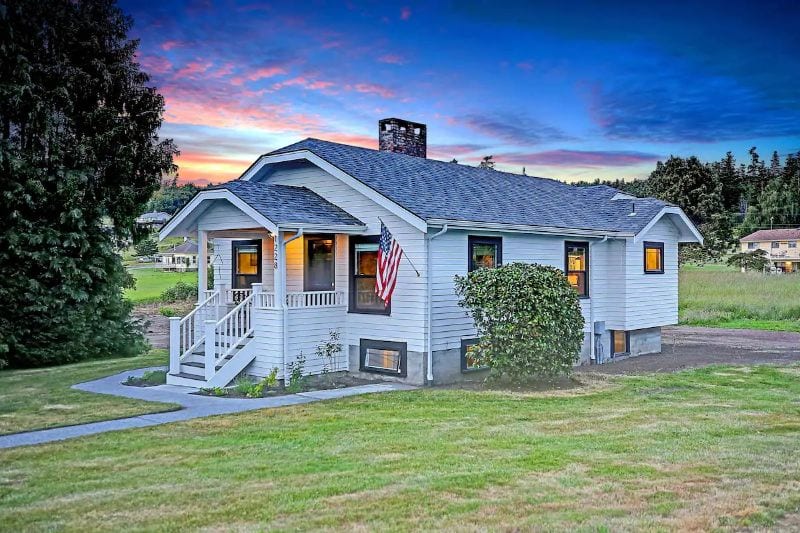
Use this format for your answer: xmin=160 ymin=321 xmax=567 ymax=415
xmin=1 ymin=365 xmax=800 ymax=530
xmin=680 ymin=269 xmax=800 ymax=332
xmin=124 ymin=268 xmax=198 ymax=304
xmin=0 ymin=350 xmax=178 ymax=435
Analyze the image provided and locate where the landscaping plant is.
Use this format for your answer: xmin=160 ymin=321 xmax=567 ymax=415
xmin=160 ymin=282 xmax=197 ymax=303
xmin=455 ymin=262 xmax=584 ymax=380
xmin=0 ymin=0 xmax=176 ymax=367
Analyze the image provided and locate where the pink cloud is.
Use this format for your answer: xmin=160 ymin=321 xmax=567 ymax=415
xmin=516 ymin=61 xmax=534 ymax=71
xmin=317 ymin=132 xmax=376 ymax=148
xmin=351 ymin=83 xmax=396 ymax=98
xmin=400 ymin=6 xmax=411 ymax=20
xmin=139 ymin=55 xmax=172 ymax=75
xmin=231 ymin=66 xmax=287 ymax=85
xmin=271 ymin=76 xmax=336 ymax=92
xmin=378 ymin=53 xmax=407 ymax=65
xmin=160 ymin=40 xmax=183 ymax=51
xmin=175 ymin=61 xmax=213 ymax=79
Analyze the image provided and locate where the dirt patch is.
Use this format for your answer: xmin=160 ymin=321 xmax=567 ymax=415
xmin=578 ymin=326 xmax=800 ymax=376
xmin=132 ymin=302 xmax=195 ymax=350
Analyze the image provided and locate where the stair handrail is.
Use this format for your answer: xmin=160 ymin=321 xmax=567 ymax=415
xmin=204 ymin=293 xmax=255 ymax=380
xmin=169 ymin=289 xmax=221 ymax=374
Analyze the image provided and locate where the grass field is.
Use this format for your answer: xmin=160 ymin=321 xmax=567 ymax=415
xmin=679 ymin=268 xmax=800 ymax=331
xmin=1 ymin=365 xmax=799 ymax=530
xmin=124 ymin=268 xmax=198 ymax=304
xmin=0 ymin=351 xmax=177 ymax=435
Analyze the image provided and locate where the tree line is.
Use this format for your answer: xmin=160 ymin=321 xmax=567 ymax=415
xmin=575 ymin=148 xmax=800 ymax=262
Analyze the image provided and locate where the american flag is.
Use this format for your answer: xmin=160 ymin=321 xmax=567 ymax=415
xmin=376 ymin=222 xmax=403 ymax=305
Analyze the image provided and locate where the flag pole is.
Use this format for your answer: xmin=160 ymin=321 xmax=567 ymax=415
xmin=378 ymin=217 xmax=421 ymax=277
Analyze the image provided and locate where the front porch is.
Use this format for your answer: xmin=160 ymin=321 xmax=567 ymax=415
xmin=159 ymin=182 xmax=370 ymax=388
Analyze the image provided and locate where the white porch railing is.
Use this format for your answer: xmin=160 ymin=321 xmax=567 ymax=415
xmin=226 ymin=288 xmax=252 ymax=304
xmin=252 ymin=290 xmax=346 ymax=309
xmin=169 ymin=289 xmax=221 ymax=374
xmin=205 ymin=292 xmax=255 ymax=380
xmin=287 ymin=290 xmax=346 ymax=308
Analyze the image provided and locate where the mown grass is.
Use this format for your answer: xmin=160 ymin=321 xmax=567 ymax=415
xmin=1 ymin=365 xmax=800 ymax=530
xmin=0 ymin=350 xmax=177 ymax=435
xmin=124 ymin=268 xmax=198 ymax=304
xmin=680 ymin=269 xmax=800 ymax=331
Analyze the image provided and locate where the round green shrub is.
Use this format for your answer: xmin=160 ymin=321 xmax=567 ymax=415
xmin=455 ymin=262 xmax=585 ymax=380
xmin=160 ymin=281 xmax=197 ymax=302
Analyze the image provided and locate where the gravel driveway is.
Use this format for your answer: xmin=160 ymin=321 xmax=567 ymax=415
xmin=580 ymin=325 xmax=800 ymax=375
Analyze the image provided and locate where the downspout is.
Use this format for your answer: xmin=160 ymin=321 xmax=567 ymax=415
xmin=426 ymin=224 xmax=449 ymax=384
xmin=589 ymin=235 xmax=608 ymax=363
xmin=281 ymin=228 xmax=304 ymax=381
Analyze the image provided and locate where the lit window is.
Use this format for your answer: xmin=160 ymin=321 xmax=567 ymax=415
xmin=565 ymin=241 xmax=589 ymax=297
xmin=611 ymin=330 xmax=629 ymax=355
xmin=747 ymin=242 xmax=757 ymax=250
xmin=350 ymin=236 xmax=387 ymax=314
xmin=360 ymin=339 xmax=406 ymax=376
xmin=644 ymin=242 xmax=664 ymax=274
xmin=235 ymin=245 xmax=259 ymax=275
xmin=461 ymin=338 xmax=487 ymax=372
xmin=468 ymin=236 xmax=502 ymax=272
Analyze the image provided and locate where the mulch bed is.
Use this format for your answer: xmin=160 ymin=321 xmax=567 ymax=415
xmin=194 ymin=373 xmax=377 ymax=399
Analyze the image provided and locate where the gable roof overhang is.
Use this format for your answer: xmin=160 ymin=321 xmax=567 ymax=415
xmin=240 ymin=149 xmax=428 ymax=232
xmin=633 ymin=206 xmax=704 ymax=244
xmin=424 ymin=218 xmax=634 ymax=239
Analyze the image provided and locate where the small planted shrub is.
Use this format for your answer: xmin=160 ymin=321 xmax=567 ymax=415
xmin=159 ymin=306 xmax=177 ymax=317
xmin=455 ymin=262 xmax=585 ymax=381
xmin=124 ymin=370 xmax=167 ymax=387
xmin=286 ymin=353 xmax=308 ymax=393
xmin=200 ymin=386 xmax=227 ymax=397
xmin=233 ymin=375 xmax=257 ymax=396
xmin=160 ymin=281 xmax=197 ymax=303
xmin=316 ymin=329 xmax=343 ymax=374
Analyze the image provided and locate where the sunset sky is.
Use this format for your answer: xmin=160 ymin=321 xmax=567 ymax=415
xmin=120 ymin=0 xmax=800 ymax=185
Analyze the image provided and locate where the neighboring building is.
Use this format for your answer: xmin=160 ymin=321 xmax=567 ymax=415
xmin=739 ymin=228 xmax=800 ymax=272
xmin=158 ymin=239 xmax=200 ymax=271
xmin=136 ymin=211 xmax=171 ymax=230
xmin=159 ymin=118 xmax=702 ymax=388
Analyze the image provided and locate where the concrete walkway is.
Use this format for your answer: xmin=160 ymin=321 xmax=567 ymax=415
xmin=0 ymin=367 xmax=415 ymax=449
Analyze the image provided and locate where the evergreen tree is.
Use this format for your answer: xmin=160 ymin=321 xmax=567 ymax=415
xmin=0 ymin=0 xmax=177 ymax=367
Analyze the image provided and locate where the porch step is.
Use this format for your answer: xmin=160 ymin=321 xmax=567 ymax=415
xmin=171 ymin=372 xmax=205 ymax=381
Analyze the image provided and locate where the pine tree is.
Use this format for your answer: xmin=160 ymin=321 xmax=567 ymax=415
xmin=0 ymin=0 xmax=177 ymax=367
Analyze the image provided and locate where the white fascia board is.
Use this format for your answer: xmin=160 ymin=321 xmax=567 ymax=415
xmin=240 ymin=150 xmax=428 ymax=233
xmin=278 ymin=223 xmax=368 ymax=234
xmin=634 ymin=206 xmax=704 ymax=244
xmin=425 ymin=219 xmax=632 ymax=239
xmin=159 ymin=190 xmax=278 ymax=241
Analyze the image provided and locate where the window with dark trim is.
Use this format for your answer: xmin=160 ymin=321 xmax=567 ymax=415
xmin=772 ymin=241 xmax=780 ymax=249
xmin=360 ymin=339 xmax=406 ymax=376
xmin=304 ymin=235 xmax=335 ymax=292
xmin=349 ymin=235 xmax=389 ymax=315
xmin=461 ymin=338 xmax=487 ymax=372
xmin=643 ymin=241 xmax=665 ymax=274
xmin=468 ymin=236 xmax=502 ymax=272
xmin=565 ymin=241 xmax=589 ymax=298
xmin=790 ymin=241 xmax=798 ymax=249
xmin=611 ymin=330 xmax=629 ymax=356
xmin=747 ymin=242 xmax=758 ymax=250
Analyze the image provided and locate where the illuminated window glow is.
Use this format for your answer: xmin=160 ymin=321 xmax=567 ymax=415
xmin=643 ymin=242 xmax=664 ymax=274
xmin=565 ymin=242 xmax=588 ymax=297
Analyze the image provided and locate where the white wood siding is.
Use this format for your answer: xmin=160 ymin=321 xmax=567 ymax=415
xmin=198 ymin=200 xmax=262 ymax=231
xmin=624 ymin=217 xmax=680 ymax=329
xmin=211 ymin=234 xmax=274 ymax=290
xmin=430 ymin=230 xmax=594 ymax=353
xmin=286 ymin=307 xmax=348 ymax=375
xmin=249 ymin=307 xmax=284 ymax=378
xmin=260 ymin=163 xmax=427 ymax=352
xmin=591 ymin=239 xmax=626 ymax=329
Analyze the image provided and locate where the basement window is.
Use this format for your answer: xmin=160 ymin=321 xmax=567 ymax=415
xmin=461 ymin=338 xmax=487 ymax=372
xmin=644 ymin=242 xmax=664 ymax=274
xmin=360 ymin=339 xmax=406 ymax=377
xmin=611 ymin=330 xmax=629 ymax=356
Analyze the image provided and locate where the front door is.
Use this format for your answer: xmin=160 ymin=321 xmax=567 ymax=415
xmin=232 ymin=240 xmax=261 ymax=290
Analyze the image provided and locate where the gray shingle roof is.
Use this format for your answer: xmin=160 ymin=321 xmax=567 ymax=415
xmin=161 ymin=240 xmax=198 ymax=255
xmin=263 ymin=138 xmax=670 ymax=234
xmin=211 ymin=181 xmax=365 ymax=227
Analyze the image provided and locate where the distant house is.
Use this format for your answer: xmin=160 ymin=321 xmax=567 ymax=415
xmin=739 ymin=228 xmax=800 ymax=272
xmin=136 ymin=211 xmax=171 ymax=230
xmin=158 ymin=239 xmax=200 ymax=271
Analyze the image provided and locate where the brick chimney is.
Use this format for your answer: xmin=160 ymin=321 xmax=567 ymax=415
xmin=378 ymin=118 xmax=426 ymax=158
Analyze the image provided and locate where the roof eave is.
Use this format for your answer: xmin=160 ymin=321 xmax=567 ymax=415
xmin=425 ymin=218 xmax=634 ymax=238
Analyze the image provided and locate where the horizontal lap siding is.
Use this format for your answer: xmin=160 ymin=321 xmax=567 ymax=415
xmin=211 ymin=234 xmax=273 ymax=290
xmin=624 ymin=217 xmax=680 ymax=329
xmin=198 ymin=200 xmax=262 ymax=231
xmin=592 ymin=239 xmax=626 ymax=329
xmin=250 ymin=307 xmax=283 ymax=378
xmin=262 ymin=164 xmax=427 ymax=353
xmin=286 ymin=307 xmax=348 ymax=375
xmin=431 ymin=230 xmax=592 ymax=353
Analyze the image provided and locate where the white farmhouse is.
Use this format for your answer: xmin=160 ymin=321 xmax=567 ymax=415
xmin=160 ymin=118 xmax=702 ymax=388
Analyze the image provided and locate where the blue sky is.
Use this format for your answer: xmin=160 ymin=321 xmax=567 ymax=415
xmin=120 ymin=0 xmax=800 ymax=184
